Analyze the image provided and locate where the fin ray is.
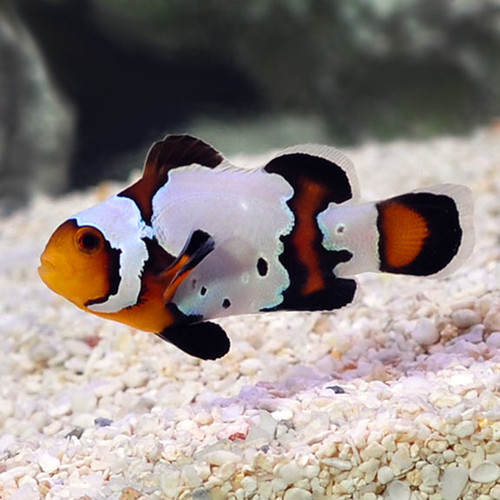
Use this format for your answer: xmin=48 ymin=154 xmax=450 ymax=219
xmin=162 ymin=230 xmax=215 ymax=303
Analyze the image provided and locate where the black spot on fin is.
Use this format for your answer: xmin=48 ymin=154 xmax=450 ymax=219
xmin=158 ymin=322 xmax=231 ymax=360
xmin=120 ymin=135 xmax=224 ymax=223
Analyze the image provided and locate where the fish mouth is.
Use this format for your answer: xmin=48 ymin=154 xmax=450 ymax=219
xmin=38 ymin=255 xmax=57 ymax=281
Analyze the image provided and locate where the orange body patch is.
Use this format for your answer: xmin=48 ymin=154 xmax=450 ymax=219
xmin=291 ymin=179 xmax=329 ymax=295
xmin=92 ymin=274 xmax=176 ymax=333
xmin=380 ymin=202 xmax=429 ymax=268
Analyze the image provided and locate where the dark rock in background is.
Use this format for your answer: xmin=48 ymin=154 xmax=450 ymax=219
xmin=0 ymin=7 xmax=74 ymax=213
xmin=1 ymin=0 xmax=500 ymax=209
xmin=14 ymin=0 xmax=262 ymax=191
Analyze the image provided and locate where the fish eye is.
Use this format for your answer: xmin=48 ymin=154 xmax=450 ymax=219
xmin=75 ymin=227 xmax=103 ymax=254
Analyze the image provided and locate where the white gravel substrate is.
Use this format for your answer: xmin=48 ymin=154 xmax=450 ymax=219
xmin=1 ymin=129 xmax=500 ymax=500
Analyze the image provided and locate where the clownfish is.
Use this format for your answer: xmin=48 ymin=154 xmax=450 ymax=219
xmin=39 ymin=135 xmax=474 ymax=360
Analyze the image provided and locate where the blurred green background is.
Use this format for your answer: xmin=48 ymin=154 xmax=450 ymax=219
xmin=1 ymin=0 xmax=499 ymax=211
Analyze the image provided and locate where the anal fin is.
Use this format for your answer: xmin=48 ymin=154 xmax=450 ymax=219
xmin=158 ymin=322 xmax=230 ymax=360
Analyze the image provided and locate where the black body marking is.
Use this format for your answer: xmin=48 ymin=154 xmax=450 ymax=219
xmin=264 ymin=152 xmax=357 ymax=312
xmin=265 ymin=153 xmax=354 ymax=204
xmin=377 ymin=192 xmax=462 ymax=275
xmin=257 ymin=257 xmax=268 ymax=276
xmin=132 ymin=237 xmax=176 ymax=307
xmin=83 ymin=232 xmax=122 ymax=307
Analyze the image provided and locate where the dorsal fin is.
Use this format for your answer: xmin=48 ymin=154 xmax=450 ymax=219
xmin=120 ymin=135 xmax=224 ymax=224
xmin=264 ymin=144 xmax=359 ymax=204
xmin=144 ymin=134 xmax=224 ymax=179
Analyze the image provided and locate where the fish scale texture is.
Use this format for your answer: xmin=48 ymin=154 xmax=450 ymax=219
xmin=1 ymin=129 xmax=500 ymax=500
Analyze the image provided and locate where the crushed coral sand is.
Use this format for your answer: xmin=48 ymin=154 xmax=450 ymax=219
xmin=1 ymin=129 xmax=500 ymax=500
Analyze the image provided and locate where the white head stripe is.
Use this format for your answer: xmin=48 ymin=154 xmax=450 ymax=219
xmin=74 ymin=196 xmax=153 ymax=313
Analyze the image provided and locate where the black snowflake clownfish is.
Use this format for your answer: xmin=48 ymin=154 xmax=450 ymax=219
xmin=39 ymin=135 xmax=474 ymax=359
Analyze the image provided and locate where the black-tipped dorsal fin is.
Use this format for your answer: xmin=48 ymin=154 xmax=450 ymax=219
xmin=144 ymin=134 xmax=224 ymax=179
xmin=120 ymin=134 xmax=224 ymax=224
xmin=264 ymin=144 xmax=359 ymax=205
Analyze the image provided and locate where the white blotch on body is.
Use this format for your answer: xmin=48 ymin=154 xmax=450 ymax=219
xmin=318 ymin=201 xmax=380 ymax=277
xmin=151 ymin=164 xmax=294 ymax=318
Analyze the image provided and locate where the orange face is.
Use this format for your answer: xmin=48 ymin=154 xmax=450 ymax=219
xmin=39 ymin=218 xmax=179 ymax=333
xmin=38 ymin=220 xmax=118 ymax=310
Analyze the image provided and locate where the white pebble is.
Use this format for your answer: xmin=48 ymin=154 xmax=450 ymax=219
xmin=411 ymin=318 xmax=439 ymax=345
xmin=283 ymin=487 xmax=313 ymax=500
xmin=389 ymin=447 xmax=413 ymax=473
xmin=271 ymin=409 xmax=294 ymax=421
xmin=362 ymin=441 xmax=386 ymax=459
xmin=38 ymin=451 xmax=60 ymax=473
xmin=484 ymin=305 xmax=500 ymax=331
xmin=421 ymin=464 xmax=439 ymax=486
xmin=447 ymin=372 xmax=474 ymax=387
xmin=48 ymin=396 xmax=71 ymax=417
xmin=451 ymin=309 xmax=480 ymax=328
xmin=93 ymin=379 xmax=124 ymax=398
xmin=486 ymin=331 xmax=500 ymax=349
xmin=385 ymin=480 xmax=410 ymax=500
xmin=70 ymin=390 xmax=97 ymax=413
xmin=43 ymin=421 xmax=61 ymax=437
xmin=453 ymin=420 xmax=475 ymax=438
xmin=469 ymin=460 xmax=500 ymax=483
xmin=10 ymin=484 xmax=40 ymax=500
xmin=181 ymin=464 xmax=203 ymax=488
xmin=322 ymin=458 xmax=352 ymax=470
xmin=377 ymin=465 xmax=394 ymax=484
xmin=239 ymin=358 xmax=261 ymax=375
xmin=259 ymin=410 xmax=278 ymax=438
xmin=123 ymin=367 xmax=149 ymax=388
xmin=204 ymin=450 xmax=241 ymax=466
xmin=271 ymin=478 xmax=287 ymax=493
xmin=0 ymin=434 xmax=16 ymax=454
xmin=490 ymin=485 xmax=500 ymax=500
xmin=278 ymin=462 xmax=303 ymax=485
xmin=242 ymin=476 xmax=258 ymax=495
xmin=441 ymin=466 xmax=468 ymax=500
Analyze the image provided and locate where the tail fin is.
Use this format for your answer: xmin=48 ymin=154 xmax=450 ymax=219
xmin=318 ymin=184 xmax=473 ymax=278
xmin=376 ymin=184 xmax=474 ymax=277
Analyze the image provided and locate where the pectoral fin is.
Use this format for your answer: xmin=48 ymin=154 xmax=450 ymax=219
xmin=162 ymin=229 xmax=215 ymax=303
xmin=158 ymin=321 xmax=231 ymax=359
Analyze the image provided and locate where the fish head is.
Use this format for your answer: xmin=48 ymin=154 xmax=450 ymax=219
xmin=39 ymin=219 xmax=120 ymax=310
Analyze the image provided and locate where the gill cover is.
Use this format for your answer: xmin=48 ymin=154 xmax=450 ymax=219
xmin=73 ymin=196 xmax=154 ymax=313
